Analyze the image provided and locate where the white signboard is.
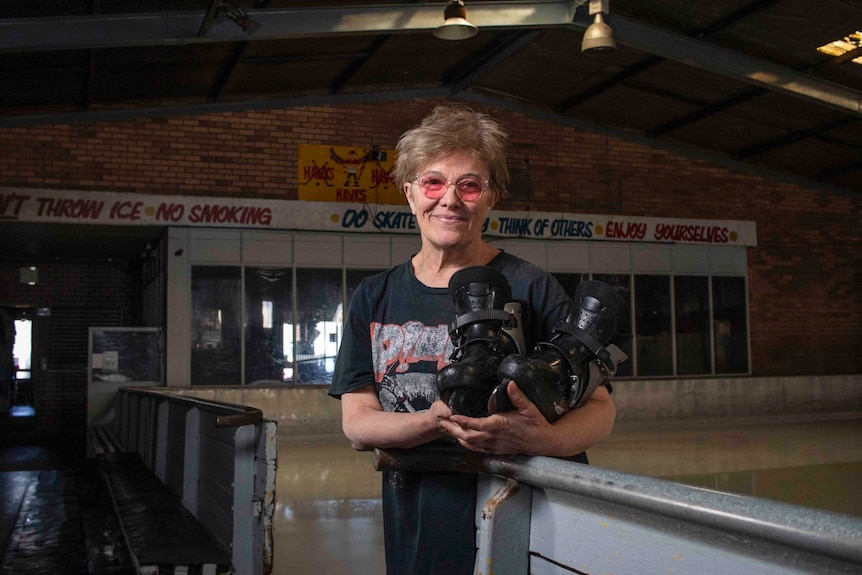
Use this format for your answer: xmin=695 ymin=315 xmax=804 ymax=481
xmin=1 ymin=187 xmax=757 ymax=246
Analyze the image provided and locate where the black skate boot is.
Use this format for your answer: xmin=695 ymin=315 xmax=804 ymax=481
xmin=436 ymin=267 xmax=525 ymax=417
xmin=490 ymin=281 xmax=629 ymax=422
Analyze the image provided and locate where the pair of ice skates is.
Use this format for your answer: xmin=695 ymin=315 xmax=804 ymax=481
xmin=436 ymin=267 xmax=629 ymax=422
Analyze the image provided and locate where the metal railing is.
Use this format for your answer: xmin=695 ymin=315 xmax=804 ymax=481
xmin=375 ymin=444 xmax=862 ymax=575
xmin=114 ymin=387 xmax=277 ymax=575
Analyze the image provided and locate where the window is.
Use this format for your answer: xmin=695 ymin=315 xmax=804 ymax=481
xmin=191 ymin=263 xmax=390 ymax=386
xmin=712 ymin=276 xmax=749 ymax=374
xmin=295 ymin=268 xmax=342 ymax=384
xmin=191 ymin=266 xmax=242 ymax=386
xmin=552 ymin=271 xmax=748 ymax=378
xmin=245 ymin=267 xmax=292 ymax=385
xmin=183 ymin=233 xmax=750 ymax=384
xmin=634 ymin=275 xmax=673 ymax=377
xmin=674 ymin=276 xmax=711 ymax=375
xmin=627 ymin=274 xmax=750 ymax=377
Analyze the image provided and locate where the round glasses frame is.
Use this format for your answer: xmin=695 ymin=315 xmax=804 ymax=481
xmin=412 ymin=172 xmax=490 ymax=202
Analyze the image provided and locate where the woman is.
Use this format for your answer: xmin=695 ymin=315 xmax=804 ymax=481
xmin=329 ymin=105 xmax=616 ymax=575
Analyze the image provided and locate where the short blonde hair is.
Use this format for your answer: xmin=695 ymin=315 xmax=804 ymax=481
xmin=394 ymin=105 xmax=510 ymax=198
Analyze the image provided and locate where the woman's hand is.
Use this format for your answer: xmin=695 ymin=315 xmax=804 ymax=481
xmin=440 ymin=380 xmax=615 ymax=457
xmin=440 ymin=381 xmax=552 ymax=455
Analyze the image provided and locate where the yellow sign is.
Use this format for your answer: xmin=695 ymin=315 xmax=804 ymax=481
xmin=298 ymin=144 xmax=404 ymax=205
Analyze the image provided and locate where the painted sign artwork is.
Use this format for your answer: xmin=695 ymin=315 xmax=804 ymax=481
xmin=297 ymin=144 xmax=403 ymax=205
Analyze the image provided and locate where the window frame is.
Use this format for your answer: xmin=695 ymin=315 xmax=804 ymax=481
xmin=171 ymin=229 xmax=751 ymax=385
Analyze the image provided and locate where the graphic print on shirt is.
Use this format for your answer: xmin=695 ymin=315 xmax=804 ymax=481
xmin=371 ymin=320 xmax=452 ymax=412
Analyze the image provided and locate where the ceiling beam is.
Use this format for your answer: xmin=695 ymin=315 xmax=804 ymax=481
xmin=446 ymin=30 xmax=543 ymax=94
xmin=0 ymin=2 xmax=578 ymax=52
xmin=328 ymin=36 xmax=390 ymax=95
xmin=596 ymin=13 xmax=862 ymax=117
xmin=457 ymin=91 xmax=861 ymax=196
xmin=2 ymin=1 xmax=861 ymax=117
xmin=197 ymin=0 xmax=222 ymax=37
xmin=557 ymin=56 xmax=661 ymax=113
xmin=208 ymin=42 xmax=248 ymax=102
xmin=733 ymin=117 xmax=860 ymax=160
xmin=648 ymin=89 xmax=766 ymax=138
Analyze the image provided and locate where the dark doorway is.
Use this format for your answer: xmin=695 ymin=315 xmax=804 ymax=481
xmin=1 ymin=307 xmax=36 ymax=442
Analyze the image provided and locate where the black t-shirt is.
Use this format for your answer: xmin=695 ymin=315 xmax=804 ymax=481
xmin=329 ymin=251 xmax=582 ymax=575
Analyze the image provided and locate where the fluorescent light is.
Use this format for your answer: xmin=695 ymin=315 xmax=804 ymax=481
xmin=816 ymin=31 xmax=862 ymax=65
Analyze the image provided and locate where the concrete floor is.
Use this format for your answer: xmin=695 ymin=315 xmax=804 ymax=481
xmin=0 ymin=438 xmax=133 ymax=575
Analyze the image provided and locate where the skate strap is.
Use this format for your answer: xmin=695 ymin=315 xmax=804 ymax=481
xmin=449 ymin=310 xmax=514 ymax=334
xmin=553 ymin=323 xmax=613 ymax=369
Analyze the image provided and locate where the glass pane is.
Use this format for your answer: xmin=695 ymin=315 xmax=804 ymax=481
xmin=245 ymin=267 xmax=292 ymax=385
xmin=674 ymin=276 xmax=711 ymax=375
xmin=191 ymin=266 xmax=241 ymax=386
xmin=634 ymin=275 xmax=672 ymax=377
xmin=295 ymin=268 xmax=343 ymax=384
xmin=593 ymin=274 xmax=633 ymax=377
xmin=713 ymin=276 xmax=749 ymax=374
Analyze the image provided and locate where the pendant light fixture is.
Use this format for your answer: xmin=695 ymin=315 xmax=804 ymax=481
xmin=434 ymin=0 xmax=478 ymax=41
xmin=582 ymin=0 xmax=617 ymax=55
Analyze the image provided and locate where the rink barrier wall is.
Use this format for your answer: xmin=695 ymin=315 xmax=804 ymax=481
xmin=108 ymin=387 xmax=278 ymax=575
xmin=374 ymin=444 xmax=862 ymax=575
xmin=164 ymin=374 xmax=862 ymax=437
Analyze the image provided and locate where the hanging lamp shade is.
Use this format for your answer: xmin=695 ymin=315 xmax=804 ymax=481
xmin=581 ymin=12 xmax=617 ymax=54
xmin=434 ymin=1 xmax=478 ymax=41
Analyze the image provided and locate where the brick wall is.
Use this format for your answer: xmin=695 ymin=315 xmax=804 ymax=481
xmin=1 ymin=100 xmax=860 ymax=384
